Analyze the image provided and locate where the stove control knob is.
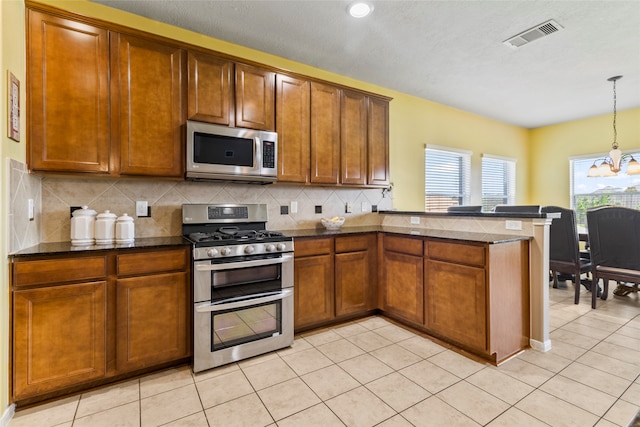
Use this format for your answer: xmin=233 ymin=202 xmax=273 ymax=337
xmin=220 ymin=247 xmax=232 ymax=256
xmin=276 ymin=243 xmax=287 ymax=252
xmin=265 ymin=244 xmax=276 ymax=252
xmin=244 ymin=245 xmax=255 ymax=255
xmin=206 ymin=248 xmax=219 ymax=258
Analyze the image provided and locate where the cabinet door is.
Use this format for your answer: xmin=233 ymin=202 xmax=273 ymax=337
xmin=310 ymin=82 xmax=341 ymax=184
xmin=116 ymin=272 xmax=188 ymax=372
xmin=235 ymin=63 xmax=275 ymax=130
xmin=13 ymin=282 xmax=107 ymax=400
xmin=381 ymin=251 xmax=424 ymax=324
xmin=425 ymin=259 xmax=487 ymax=352
xmin=276 ymin=74 xmax=310 ymax=183
xmin=368 ymin=97 xmax=390 ymax=187
xmin=335 ymin=250 xmax=373 ymax=316
xmin=341 ymin=90 xmax=367 ymax=185
xmin=294 ymin=254 xmax=334 ymax=329
xmin=27 ymin=9 xmax=110 ymax=173
xmin=188 ymin=51 xmax=232 ymax=125
xmin=112 ymin=33 xmax=185 ymax=177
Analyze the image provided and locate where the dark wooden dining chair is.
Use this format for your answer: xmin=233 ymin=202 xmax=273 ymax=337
xmin=494 ymin=205 xmax=541 ymax=213
xmin=447 ymin=205 xmax=482 ymax=213
xmin=542 ymin=206 xmax=592 ymax=304
xmin=586 ymin=206 xmax=640 ymax=309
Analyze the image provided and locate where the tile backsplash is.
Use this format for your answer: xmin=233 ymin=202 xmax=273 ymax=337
xmin=30 ymin=173 xmax=393 ymax=244
xmin=8 ymin=159 xmax=42 ymax=253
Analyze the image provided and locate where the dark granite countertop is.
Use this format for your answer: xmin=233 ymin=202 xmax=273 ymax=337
xmin=9 ymin=236 xmax=191 ymax=258
xmin=276 ymin=225 xmax=530 ymax=244
xmin=379 ymin=210 xmax=547 ymax=219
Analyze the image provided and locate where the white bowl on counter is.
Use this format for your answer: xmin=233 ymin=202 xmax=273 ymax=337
xmin=321 ymin=217 xmax=345 ymax=230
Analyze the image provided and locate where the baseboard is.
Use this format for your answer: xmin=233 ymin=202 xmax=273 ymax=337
xmin=0 ymin=404 xmax=15 ymax=427
xmin=530 ymin=338 xmax=552 ymax=352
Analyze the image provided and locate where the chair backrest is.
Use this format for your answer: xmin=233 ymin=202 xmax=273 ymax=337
xmin=447 ymin=205 xmax=482 ymax=213
xmin=494 ymin=205 xmax=541 ymax=213
xmin=586 ymin=206 xmax=640 ymax=270
xmin=541 ymin=206 xmax=580 ymax=264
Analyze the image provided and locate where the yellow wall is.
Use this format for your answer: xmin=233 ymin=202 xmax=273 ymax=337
xmin=529 ymin=108 xmax=640 ymax=207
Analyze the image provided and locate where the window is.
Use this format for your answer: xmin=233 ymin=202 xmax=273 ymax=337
xmin=424 ymin=145 xmax=471 ymax=211
xmin=570 ymin=151 xmax=640 ymax=227
xmin=482 ymin=154 xmax=516 ymax=212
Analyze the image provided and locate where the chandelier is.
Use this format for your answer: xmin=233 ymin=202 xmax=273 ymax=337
xmin=587 ymin=75 xmax=640 ymax=177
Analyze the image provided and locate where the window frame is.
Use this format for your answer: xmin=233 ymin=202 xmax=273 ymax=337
xmin=424 ymin=144 xmax=472 ymax=212
xmin=481 ymin=153 xmax=517 ymax=212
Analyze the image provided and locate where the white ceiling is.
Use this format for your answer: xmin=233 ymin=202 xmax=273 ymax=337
xmin=91 ymin=0 xmax=640 ymax=129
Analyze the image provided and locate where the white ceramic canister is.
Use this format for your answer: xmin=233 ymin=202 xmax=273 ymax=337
xmin=70 ymin=206 xmax=97 ymax=245
xmin=115 ymin=213 xmax=135 ymax=243
xmin=94 ymin=210 xmax=117 ymax=244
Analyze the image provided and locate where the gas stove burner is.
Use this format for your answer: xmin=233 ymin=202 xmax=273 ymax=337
xmin=188 ymin=230 xmax=285 ymax=244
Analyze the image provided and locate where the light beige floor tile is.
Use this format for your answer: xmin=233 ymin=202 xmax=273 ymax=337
xmin=316 ymin=338 xmax=366 ymax=363
xmin=592 ymin=341 xmax=640 ymax=367
xmin=621 ymin=382 xmax=640 ymax=405
xmin=141 ymin=383 xmax=202 ymax=427
xmin=399 ymin=359 xmax=460 ymax=394
xmin=301 ymin=364 xmax=360 ymax=400
xmin=372 ymin=324 xmax=415 ymax=343
xmin=9 ymin=395 xmax=79 ymax=427
xmin=485 ymin=407 xmax=548 ymax=427
xmin=140 ymin=365 xmax=193 ymax=399
xmin=162 ymin=411 xmax=209 ymax=427
xmin=466 ymin=367 xmax=534 ymax=405
xmin=366 ymin=372 xmax=430 ymax=412
xmin=496 ymin=358 xmax=555 ymax=387
xmin=437 ymin=381 xmax=509 ymax=425
xmin=258 ymin=378 xmax=321 ymax=421
xmin=205 ymin=393 xmax=273 ymax=427
xmin=191 ymin=362 xmax=239 ymax=383
xmin=577 ymin=351 xmax=640 ymax=381
xmin=375 ymin=414 xmax=413 ymax=427
xmin=401 ymin=396 xmax=479 ymax=427
xmin=241 ymin=357 xmax=298 ymax=390
xmin=356 ymin=316 xmax=392 ymax=330
xmin=588 ymin=310 xmax=635 ymax=326
xmin=518 ymin=346 xmax=573 ymax=373
xmin=196 ymin=370 xmax=254 ymax=408
xmin=617 ymin=324 xmax=640 ymax=340
xmin=276 ymin=403 xmax=345 ymax=427
xmin=550 ymin=328 xmax=601 ymax=349
xmin=370 ymin=344 xmax=422 ymax=370
xmin=338 ymin=353 xmax=394 ymax=384
xmin=547 ymin=340 xmax=588 ymax=361
xmin=594 ymin=419 xmax=622 ymax=427
xmin=561 ymin=322 xmax=613 ymax=341
xmin=540 ymin=375 xmax=617 ymax=416
xmin=333 ymin=322 xmax=369 ymax=338
xmin=303 ymin=330 xmax=343 ymax=347
xmin=603 ymin=399 xmax=640 ymax=426
xmin=347 ymin=330 xmax=393 ymax=352
xmin=281 ymin=347 xmax=334 ymax=376
xmin=428 ymin=350 xmax=486 ymax=378
xmin=73 ymin=401 xmax=139 ymax=427
xmin=277 ymin=337 xmax=313 ymax=356
xmin=573 ymin=314 xmax=623 ymax=333
xmin=76 ymin=379 xmax=139 ymax=418
xmin=238 ymin=352 xmax=281 ymax=368
xmin=560 ymin=361 xmax=632 ymax=397
xmin=397 ymin=335 xmax=447 ymax=358
xmin=515 ymin=389 xmax=600 ymax=426
xmin=325 ymin=386 xmax=396 ymax=427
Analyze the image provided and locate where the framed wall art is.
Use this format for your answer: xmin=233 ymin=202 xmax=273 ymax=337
xmin=8 ymin=71 xmax=20 ymax=142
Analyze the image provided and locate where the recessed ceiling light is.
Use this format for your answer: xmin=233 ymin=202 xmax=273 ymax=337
xmin=348 ymin=2 xmax=373 ymax=18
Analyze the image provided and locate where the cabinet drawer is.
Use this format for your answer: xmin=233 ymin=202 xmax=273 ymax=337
xmin=117 ymin=248 xmax=188 ymax=276
xmin=294 ymin=237 xmax=333 ymax=257
xmin=12 ymin=256 xmax=107 ymax=287
xmin=383 ymin=234 xmax=423 ymax=256
xmin=335 ymin=234 xmax=373 ymax=253
xmin=426 ymin=241 xmax=485 ymax=267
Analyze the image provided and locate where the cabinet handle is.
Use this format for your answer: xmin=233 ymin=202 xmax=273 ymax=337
xmin=195 ymin=254 xmax=292 ymax=272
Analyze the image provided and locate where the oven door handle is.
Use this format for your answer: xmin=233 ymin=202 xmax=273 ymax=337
xmin=196 ymin=253 xmax=293 ymax=272
xmin=195 ymin=288 xmax=293 ymax=313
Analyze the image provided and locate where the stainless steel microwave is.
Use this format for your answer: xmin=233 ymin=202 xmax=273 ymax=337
xmin=186 ymin=120 xmax=278 ymax=184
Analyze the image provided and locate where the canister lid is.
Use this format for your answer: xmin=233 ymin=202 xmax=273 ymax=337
xmin=97 ymin=210 xmax=117 ymax=219
xmin=117 ymin=213 xmax=134 ymax=222
xmin=72 ymin=206 xmax=97 ymax=217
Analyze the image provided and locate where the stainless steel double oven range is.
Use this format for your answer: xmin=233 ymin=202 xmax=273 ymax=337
xmin=182 ymin=204 xmax=294 ymax=373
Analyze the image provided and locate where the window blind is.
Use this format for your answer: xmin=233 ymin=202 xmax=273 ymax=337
xmin=424 ymin=146 xmax=471 ymax=211
xmin=482 ymin=155 xmax=516 ymax=211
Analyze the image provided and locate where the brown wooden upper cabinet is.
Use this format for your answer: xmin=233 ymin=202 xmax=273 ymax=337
xmin=187 ymin=51 xmax=233 ymax=126
xmin=310 ymin=82 xmax=342 ymax=184
xmin=27 ymin=8 xmax=186 ymax=178
xmin=235 ymin=63 xmax=276 ymax=130
xmin=341 ymin=90 xmax=368 ymax=185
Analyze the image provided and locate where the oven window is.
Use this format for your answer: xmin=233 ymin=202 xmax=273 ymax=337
xmin=211 ymin=264 xmax=282 ymax=301
xmin=212 ymin=300 xmax=282 ymax=350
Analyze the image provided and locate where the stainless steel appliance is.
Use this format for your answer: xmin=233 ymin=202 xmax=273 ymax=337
xmin=186 ymin=120 xmax=277 ymax=183
xmin=183 ymin=203 xmax=294 ymax=372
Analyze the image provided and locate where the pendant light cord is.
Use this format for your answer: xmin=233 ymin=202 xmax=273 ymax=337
xmin=612 ymin=77 xmax=618 ymax=150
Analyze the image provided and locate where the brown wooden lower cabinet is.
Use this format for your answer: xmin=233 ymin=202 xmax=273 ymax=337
xmin=335 ymin=234 xmax=376 ymax=316
xmin=294 ymin=237 xmax=334 ymax=329
xmin=10 ymin=246 xmax=190 ymax=403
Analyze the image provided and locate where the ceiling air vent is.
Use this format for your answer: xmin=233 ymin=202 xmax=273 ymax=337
xmin=503 ymin=19 xmax=563 ymax=49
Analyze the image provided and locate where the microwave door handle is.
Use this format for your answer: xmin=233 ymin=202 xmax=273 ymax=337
xmin=196 ymin=253 xmax=293 ymax=272
xmin=195 ymin=288 xmax=293 ymax=313
xmin=254 ymin=136 xmax=260 ymax=169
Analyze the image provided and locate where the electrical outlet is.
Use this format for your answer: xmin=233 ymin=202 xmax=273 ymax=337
xmin=280 ymin=205 xmax=289 ymax=215
xmin=290 ymin=201 xmax=298 ymax=214
xmin=28 ymin=199 xmax=34 ymax=221
xmin=315 ymin=205 xmax=323 ymax=214
xmin=505 ymin=220 xmax=522 ymax=230
xmin=136 ymin=201 xmax=149 ymax=217
xmin=345 ymin=202 xmax=352 ymax=213
xmin=372 ymin=205 xmax=378 ymax=212
xmin=410 ymin=216 xmax=420 ymax=225
xmin=361 ymin=201 xmax=370 ymax=212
